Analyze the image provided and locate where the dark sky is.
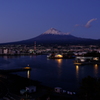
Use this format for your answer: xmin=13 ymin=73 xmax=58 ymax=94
xmin=0 ymin=0 xmax=99 ymax=43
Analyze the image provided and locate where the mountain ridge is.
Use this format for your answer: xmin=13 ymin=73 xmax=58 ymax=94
xmin=0 ymin=28 xmax=100 ymax=45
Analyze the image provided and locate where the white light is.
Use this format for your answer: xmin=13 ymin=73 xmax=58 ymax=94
xmin=80 ymin=59 xmax=85 ymax=62
xmin=27 ymin=70 xmax=30 ymax=78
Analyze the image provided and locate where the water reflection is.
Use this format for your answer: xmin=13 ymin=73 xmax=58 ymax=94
xmin=94 ymin=64 xmax=98 ymax=77
xmin=75 ymin=65 xmax=79 ymax=80
xmin=3 ymin=56 xmax=8 ymax=60
xmin=75 ymin=64 xmax=99 ymax=80
xmin=27 ymin=64 xmax=30 ymax=78
xmin=55 ymin=59 xmax=62 ymax=67
xmin=55 ymin=59 xmax=62 ymax=79
xmin=2 ymin=55 xmax=20 ymax=59
xmin=27 ymin=70 xmax=30 ymax=78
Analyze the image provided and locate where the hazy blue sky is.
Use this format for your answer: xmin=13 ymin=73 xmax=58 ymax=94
xmin=0 ymin=0 xmax=100 ymax=43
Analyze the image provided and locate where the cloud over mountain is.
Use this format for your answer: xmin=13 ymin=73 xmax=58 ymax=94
xmin=84 ymin=18 xmax=97 ymax=28
xmin=74 ymin=18 xmax=97 ymax=28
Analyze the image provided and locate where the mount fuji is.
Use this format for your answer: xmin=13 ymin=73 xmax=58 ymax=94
xmin=2 ymin=28 xmax=100 ymax=45
xmin=42 ymin=28 xmax=70 ymax=35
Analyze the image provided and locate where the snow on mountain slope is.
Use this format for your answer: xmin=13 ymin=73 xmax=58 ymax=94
xmin=42 ymin=28 xmax=70 ymax=35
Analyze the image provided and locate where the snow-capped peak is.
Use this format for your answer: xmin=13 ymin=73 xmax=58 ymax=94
xmin=42 ymin=28 xmax=70 ymax=35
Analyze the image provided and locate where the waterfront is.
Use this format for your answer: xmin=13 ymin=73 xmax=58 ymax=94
xmin=0 ymin=55 xmax=100 ymax=92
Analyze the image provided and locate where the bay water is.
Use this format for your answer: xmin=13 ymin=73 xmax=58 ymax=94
xmin=0 ymin=55 xmax=100 ymax=92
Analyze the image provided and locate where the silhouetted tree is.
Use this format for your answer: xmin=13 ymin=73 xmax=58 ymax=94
xmin=79 ymin=76 xmax=100 ymax=100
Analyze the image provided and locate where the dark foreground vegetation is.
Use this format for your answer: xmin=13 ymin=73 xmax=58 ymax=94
xmin=1 ymin=72 xmax=100 ymax=100
xmin=0 ymin=73 xmax=73 ymax=100
xmin=78 ymin=76 xmax=100 ymax=100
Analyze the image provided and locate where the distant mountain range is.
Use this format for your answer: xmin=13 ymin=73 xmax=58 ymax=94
xmin=1 ymin=28 xmax=100 ymax=45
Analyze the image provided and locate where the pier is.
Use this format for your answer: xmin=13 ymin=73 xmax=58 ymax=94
xmin=0 ymin=67 xmax=31 ymax=73
xmin=0 ymin=67 xmax=32 ymax=78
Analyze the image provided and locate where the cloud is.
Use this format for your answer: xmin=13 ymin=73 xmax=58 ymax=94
xmin=74 ymin=24 xmax=80 ymax=27
xmin=84 ymin=18 xmax=97 ymax=28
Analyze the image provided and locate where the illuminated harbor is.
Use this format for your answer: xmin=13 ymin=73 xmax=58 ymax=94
xmin=0 ymin=54 xmax=100 ymax=99
xmin=1 ymin=55 xmax=100 ymax=89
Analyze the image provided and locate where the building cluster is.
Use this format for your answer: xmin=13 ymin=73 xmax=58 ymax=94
xmin=0 ymin=44 xmax=100 ymax=55
xmin=0 ymin=45 xmax=35 ymax=55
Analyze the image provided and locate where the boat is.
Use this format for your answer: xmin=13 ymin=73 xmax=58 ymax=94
xmin=74 ymin=56 xmax=100 ymax=65
xmin=47 ymin=52 xmax=75 ymax=59
xmin=47 ymin=53 xmax=63 ymax=59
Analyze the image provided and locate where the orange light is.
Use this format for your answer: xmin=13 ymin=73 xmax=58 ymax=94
xmin=76 ymin=65 xmax=79 ymax=70
xmin=55 ymin=54 xmax=63 ymax=58
xmin=56 ymin=59 xmax=62 ymax=64
xmin=24 ymin=67 xmax=31 ymax=70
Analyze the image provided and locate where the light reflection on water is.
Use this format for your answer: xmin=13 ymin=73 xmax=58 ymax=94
xmin=55 ymin=59 xmax=62 ymax=79
xmin=75 ymin=64 xmax=100 ymax=80
xmin=0 ymin=55 xmax=100 ymax=91
xmin=27 ymin=70 xmax=30 ymax=78
xmin=75 ymin=65 xmax=79 ymax=80
xmin=94 ymin=64 xmax=98 ymax=77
